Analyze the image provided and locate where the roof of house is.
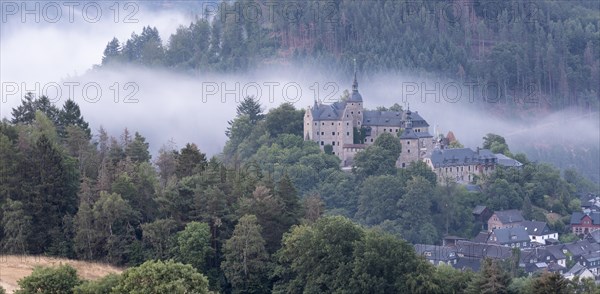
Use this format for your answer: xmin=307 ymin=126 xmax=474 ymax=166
xmin=494 ymin=153 xmax=523 ymax=168
xmin=545 ymin=245 xmax=567 ymax=260
xmin=473 ymin=205 xmax=488 ymax=215
xmin=570 ymin=211 xmax=600 ymax=225
xmin=472 ymin=231 xmax=491 ymax=244
xmin=492 ymin=209 xmax=525 ymax=224
xmin=519 ymin=220 xmax=551 ymax=236
xmin=456 ymin=241 xmax=513 ymax=259
xmin=428 ymin=148 xmax=497 ymax=168
xmin=562 ymin=240 xmax=600 ymax=257
xmin=453 ymin=257 xmax=482 ymax=272
xmin=520 ymin=247 xmax=565 ymax=265
xmin=414 ymin=244 xmax=457 ymax=261
xmin=490 ymin=227 xmax=530 ymax=244
xmin=565 ymin=263 xmax=590 ymax=276
xmin=582 ymin=253 xmax=600 ymax=265
xmin=585 ymin=230 xmax=600 ymax=243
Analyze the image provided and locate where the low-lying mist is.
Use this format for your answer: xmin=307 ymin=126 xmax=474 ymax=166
xmin=1 ymin=1 xmax=597 ymax=182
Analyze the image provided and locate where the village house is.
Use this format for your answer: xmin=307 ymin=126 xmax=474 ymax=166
xmin=487 ymin=226 xmax=531 ymax=248
xmin=570 ymin=211 xmax=600 ymax=235
xmin=414 ymin=244 xmax=457 ymax=266
xmin=487 ymin=210 xmax=525 ymax=232
xmin=564 ymin=263 xmax=595 ymax=281
xmin=520 ymin=220 xmax=558 ymax=245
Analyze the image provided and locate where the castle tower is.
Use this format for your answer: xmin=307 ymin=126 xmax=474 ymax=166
xmin=345 ymin=67 xmax=364 ymax=130
xmin=398 ymin=108 xmax=420 ymax=168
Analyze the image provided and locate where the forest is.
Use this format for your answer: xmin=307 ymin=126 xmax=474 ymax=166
xmin=1 ymin=94 xmax=598 ymax=293
xmin=99 ymin=0 xmax=600 ymax=111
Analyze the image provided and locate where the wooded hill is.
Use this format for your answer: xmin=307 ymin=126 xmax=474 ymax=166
xmin=100 ymin=0 xmax=600 ymax=111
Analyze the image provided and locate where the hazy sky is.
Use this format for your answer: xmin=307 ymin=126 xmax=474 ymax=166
xmin=1 ymin=1 xmax=598 ymax=180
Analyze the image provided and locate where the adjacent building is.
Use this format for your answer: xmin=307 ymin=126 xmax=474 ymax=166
xmin=487 ymin=210 xmax=525 ymax=232
xmin=423 ymin=148 xmax=498 ymax=184
xmin=570 ymin=211 xmax=600 ymax=235
xmin=487 ymin=226 xmax=531 ymax=248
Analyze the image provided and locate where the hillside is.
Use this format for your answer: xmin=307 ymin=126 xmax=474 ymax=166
xmin=0 ymin=255 xmax=122 ymax=293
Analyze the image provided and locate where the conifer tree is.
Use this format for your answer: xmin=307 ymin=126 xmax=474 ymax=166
xmin=221 ymin=215 xmax=270 ymax=294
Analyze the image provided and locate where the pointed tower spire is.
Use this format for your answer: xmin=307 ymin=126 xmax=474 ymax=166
xmin=352 ymin=58 xmax=358 ymax=92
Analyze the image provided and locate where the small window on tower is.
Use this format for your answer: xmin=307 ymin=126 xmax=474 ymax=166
xmin=321 ymin=132 xmax=324 ymax=135
xmin=347 ymin=132 xmax=350 ymax=136
xmin=332 ymin=142 xmax=335 ymax=146
xmin=332 ymin=132 xmax=335 ymax=135
xmin=315 ymin=123 xmax=317 ymax=126
xmin=331 ymin=123 xmax=334 ymax=125
xmin=321 ymin=141 xmax=324 ymax=145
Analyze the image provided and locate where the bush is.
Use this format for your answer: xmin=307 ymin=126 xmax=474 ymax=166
xmin=15 ymin=264 xmax=81 ymax=294
xmin=73 ymin=274 xmax=120 ymax=294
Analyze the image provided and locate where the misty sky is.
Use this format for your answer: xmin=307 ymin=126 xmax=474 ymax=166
xmin=1 ymin=1 xmax=598 ymax=180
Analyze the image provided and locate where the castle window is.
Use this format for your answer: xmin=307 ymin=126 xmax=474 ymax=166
xmin=347 ymin=122 xmax=349 ymax=126
xmin=384 ymin=129 xmax=386 ymax=132
xmin=407 ymin=149 xmax=410 ymax=153
xmin=395 ymin=129 xmax=398 ymax=132
xmin=321 ymin=141 xmax=324 ymax=145
xmin=315 ymin=123 xmax=317 ymax=126
xmin=402 ymin=163 xmax=405 ymax=168
xmin=351 ymin=111 xmax=354 ymax=114
xmin=306 ymin=123 xmax=309 ymax=125
xmin=358 ymin=111 xmax=361 ymax=114
xmin=407 ymin=141 xmax=410 ymax=145
xmin=322 ymin=123 xmax=324 ymax=126
xmin=339 ymin=123 xmax=341 ymax=125
xmin=332 ymin=142 xmax=335 ymax=146
xmin=332 ymin=152 xmax=335 ymax=155
xmin=371 ymin=138 xmax=374 ymax=142
xmin=332 ymin=123 xmax=334 ymax=125
xmin=352 ymin=103 xmax=354 ymax=105
xmin=347 ymin=132 xmax=350 ymax=136
xmin=358 ymin=122 xmax=360 ymax=125
xmin=321 ymin=132 xmax=324 ymax=135
xmin=346 ymin=115 xmax=349 ymax=117
xmin=332 ymin=132 xmax=335 ymax=135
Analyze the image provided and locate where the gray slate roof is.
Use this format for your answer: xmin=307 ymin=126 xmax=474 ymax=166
xmin=473 ymin=205 xmax=488 ymax=215
xmin=414 ymin=244 xmax=457 ymax=262
xmin=428 ymin=148 xmax=497 ymax=168
xmin=455 ymin=241 xmax=513 ymax=259
xmin=310 ymin=101 xmax=347 ymax=121
xmin=570 ymin=211 xmax=600 ymax=225
xmin=490 ymin=227 xmax=530 ymax=244
xmin=520 ymin=247 xmax=565 ymax=265
xmin=519 ymin=221 xmax=551 ymax=236
xmin=495 ymin=153 xmax=523 ymax=167
xmin=565 ymin=263 xmax=589 ymax=276
xmin=493 ymin=209 xmax=525 ymax=224
xmin=585 ymin=230 xmax=600 ymax=243
xmin=562 ymin=240 xmax=600 ymax=257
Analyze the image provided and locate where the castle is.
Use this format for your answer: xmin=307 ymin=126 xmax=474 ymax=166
xmin=303 ymin=73 xmax=434 ymax=167
xmin=304 ymin=74 xmax=513 ymax=183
